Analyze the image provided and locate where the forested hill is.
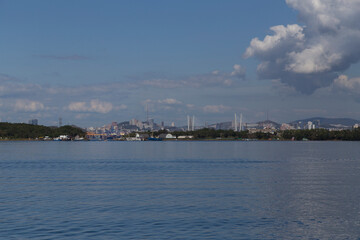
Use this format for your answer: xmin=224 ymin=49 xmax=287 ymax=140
xmin=0 ymin=123 xmax=85 ymax=139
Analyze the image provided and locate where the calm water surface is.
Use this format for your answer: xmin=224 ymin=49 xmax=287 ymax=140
xmin=1 ymin=141 xmax=360 ymax=239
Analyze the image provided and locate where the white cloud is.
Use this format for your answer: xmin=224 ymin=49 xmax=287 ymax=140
xmin=244 ymin=24 xmax=305 ymax=59
xmin=286 ymin=44 xmax=342 ymax=74
xmin=203 ymin=104 xmax=231 ymax=113
xmin=230 ymin=64 xmax=246 ymax=78
xmin=14 ymin=99 xmax=44 ymax=112
xmin=333 ymin=75 xmax=360 ymax=93
xmin=68 ymin=102 xmax=88 ymax=112
xmin=285 ymin=0 xmax=360 ymax=32
xmin=68 ymin=99 xmax=113 ymax=114
xmin=89 ymin=99 xmax=113 ymax=113
xmin=158 ymin=98 xmax=182 ymax=105
xmin=245 ymin=0 xmax=360 ymax=94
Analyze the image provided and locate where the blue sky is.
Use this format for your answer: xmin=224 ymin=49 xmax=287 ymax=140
xmin=1 ymin=0 xmax=360 ymax=127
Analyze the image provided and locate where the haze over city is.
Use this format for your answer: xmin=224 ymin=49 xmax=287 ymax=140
xmin=2 ymin=0 xmax=360 ymax=127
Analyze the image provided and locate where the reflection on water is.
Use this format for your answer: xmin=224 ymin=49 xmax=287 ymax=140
xmin=1 ymin=141 xmax=360 ymax=239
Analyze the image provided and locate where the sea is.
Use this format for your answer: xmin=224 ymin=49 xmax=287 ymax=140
xmin=1 ymin=141 xmax=360 ymax=239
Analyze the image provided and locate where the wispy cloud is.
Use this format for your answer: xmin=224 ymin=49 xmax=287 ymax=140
xmin=203 ymin=104 xmax=231 ymax=113
xmin=34 ymin=54 xmax=91 ymax=60
xmin=0 ymin=73 xmax=19 ymax=83
xmin=158 ymin=98 xmax=182 ymax=105
xmin=132 ymin=64 xmax=246 ymax=89
xmin=142 ymin=98 xmax=185 ymax=113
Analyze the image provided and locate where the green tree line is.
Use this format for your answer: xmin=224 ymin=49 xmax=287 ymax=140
xmin=0 ymin=123 xmax=86 ymax=139
xmin=154 ymin=128 xmax=360 ymax=141
xmin=154 ymin=128 xmax=275 ymax=140
xmin=281 ymin=129 xmax=360 ymax=141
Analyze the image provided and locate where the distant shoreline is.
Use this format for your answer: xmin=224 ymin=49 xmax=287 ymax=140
xmin=0 ymin=138 xmax=357 ymax=142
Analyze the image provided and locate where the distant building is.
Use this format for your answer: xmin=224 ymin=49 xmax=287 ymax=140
xmin=159 ymin=133 xmax=176 ymax=139
xmin=187 ymin=115 xmax=195 ymax=131
xmin=28 ymin=119 xmax=38 ymax=125
xmin=129 ymin=118 xmax=139 ymax=126
xmin=178 ymin=135 xmax=194 ymax=139
xmin=280 ymin=123 xmax=294 ymax=130
xmin=148 ymin=119 xmax=154 ymax=129
xmin=135 ymin=133 xmax=150 ymax=140
xmin=306 ymin=121 xmax=315 ymax=130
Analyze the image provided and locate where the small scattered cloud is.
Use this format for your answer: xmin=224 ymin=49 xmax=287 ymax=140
xmin=144 ymin=98 xmax=183 ymax=106
xmin=68 ymin=99 xmax=113 ymax=114
xmin=141 ymin=98 xmax=185 ymax=113
xmin=230 ymin=64 xmax=246 ymax=78
xmin=158 ymin=98 xmax=182 ymax=105
xmin=88 ymin=100 xmax=113 ymax=114
xmin=68 ymin=101 xmax=88 ymax=112
xmin=14 ymin=99 xmax=44 ymax=112
xmin=203 ymin=104 xmax=231 ymax=113
xmin=332 ymin=75 xmax=360 ymax=94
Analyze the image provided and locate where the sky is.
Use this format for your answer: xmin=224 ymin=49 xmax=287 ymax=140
xmin=1 ymin=0 xmax=360 ymax=127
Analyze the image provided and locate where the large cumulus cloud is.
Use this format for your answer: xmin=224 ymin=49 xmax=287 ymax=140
xmin=244 ymin=0 xmax=360 ymax=94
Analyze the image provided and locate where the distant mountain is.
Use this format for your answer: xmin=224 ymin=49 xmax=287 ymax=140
xmin=257 ymin=120 xmax=281 ymax=128
xmin=290 ymin=117 xmax=360 ymax=128
xmin=208 ymin=121 xmax=232 ymax=130
xmin=200 ymin=117 xmax=359 ymax=131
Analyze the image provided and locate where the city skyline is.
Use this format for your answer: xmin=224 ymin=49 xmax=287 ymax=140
xmin=2 ymin=0 xmax=360 ymax=127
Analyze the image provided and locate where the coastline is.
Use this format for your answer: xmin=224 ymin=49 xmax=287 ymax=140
xmin=0 ymin=138 xmax=355 ymax=142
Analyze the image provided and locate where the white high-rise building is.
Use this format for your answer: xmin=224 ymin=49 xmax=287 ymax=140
xmin=307 ymin=121 xmax=315 ymax=130
xmin=187 ymin=115 xmax=195 ymax=131
xmin=187 ymin=115 xmax=191 ymax=131
xmin=239 ymin=113 xmax=243 ymax=131
xmin=234 ymin=114 xmax=237 ymax=131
